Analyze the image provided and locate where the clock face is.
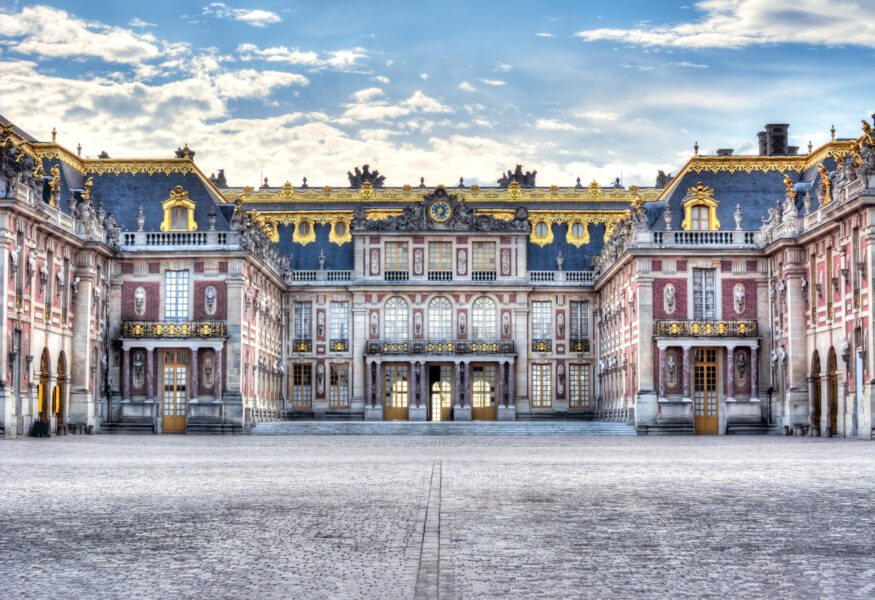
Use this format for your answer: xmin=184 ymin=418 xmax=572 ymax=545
xmin=430 ymin=200 xmax=452 ymax=223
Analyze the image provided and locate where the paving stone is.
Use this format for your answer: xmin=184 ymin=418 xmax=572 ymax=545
xmin=0 ymin=436 xmax=872 ymax=599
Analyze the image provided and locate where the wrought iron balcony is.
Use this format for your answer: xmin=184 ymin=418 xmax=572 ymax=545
xmin=654 ymin=319 xmax=758 ymax=337
xmin=292 ymin=338 xmax=313 ymax=352
xmin=428 ymin=270 xmax=453 ymax=281
xmin=569 ymin=337 xmax=590 ymax=352
xmin=531 ymin=339 xmax=552 ymax=352
xmin=122 ymin=320 xmax=226 ymax=338
xmin=384 ymin=270 xmax=409 ymax=281
xmin=472 ymin=270 xmax=496 ymax=281
xmin=329 ymin=339 xmax=349 ymax=352
xmin=365 ymin=339 xmax=515 ymax=355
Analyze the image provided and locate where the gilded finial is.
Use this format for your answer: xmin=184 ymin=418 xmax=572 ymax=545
xmin=783 ymin=173 xmax=793 ymax=196
xmin=830 ymin=124 xmax=835 ymax=141
xmin=808 ymin=140 xmax=813 ymax=154
xmin=693 ymin=141 xmax=699 ymax=157
xmin=77 ymin=143 xmax=82 ymax=157
xmin=51 ymin=127 xmax=57 ymax=142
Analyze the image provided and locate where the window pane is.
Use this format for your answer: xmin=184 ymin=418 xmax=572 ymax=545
xmin=473 ymin=242 xmax=495 ymax=271
xmin=330 ymin=301 xmax=349 ymax=339
xmin=428 ymin=297 xmax=452 ymax=339
xmin=384 ymin=297 xmax=409 ymax=339
xmin=329 ymin=364 xmax=349 ymax=408
xmin=384 ymin=365 xmax=408 ymax=407
xmin=294 ymin=302 xmax=312 ymax=339
xmin=292 ymin=364 xmax=312 ymax=407
xmin=472 ymin=365 xmax=495 ymax=407
xmin=472 ymin=297 xmax=496 ymax=340
xmin=429 ymin=242 xmax=452 ymax=270
xmin=532 ymin=301 xmax=552 ymax=338
xmin=164 ymin=271 xmax=189 ymax=321
xmin=569 ymin=364 xmax=590 ymax=408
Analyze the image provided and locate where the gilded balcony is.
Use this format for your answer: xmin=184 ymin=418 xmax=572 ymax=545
xmin=122 ymin=320 xmax=226 ymax=338
xmin=365 ymin=339 xmax=515 ymax=355
xmin=654 ymin=319 xmax=758 ymax=338
xmin=569 ymin=337 xmax=590 ymax=352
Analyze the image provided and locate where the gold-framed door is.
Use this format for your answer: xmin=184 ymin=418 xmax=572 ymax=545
xmin=162 ymin=350 xmax=188 ymax=433
xmin=383 ymin=363 xmax=409 ymax=421
xmin=694 ymin=348 xmax=718 ymax=434
xmin=429 ymin=364 xmax=453 ymax=421
xmin=471 ymin=363 xmax=497 ymax=421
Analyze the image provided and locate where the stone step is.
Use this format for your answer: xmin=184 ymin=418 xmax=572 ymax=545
xmin=100 ymin=422 xmax=155 ymax=435
xmin=248 ymin=421 xmax=638 ymax=436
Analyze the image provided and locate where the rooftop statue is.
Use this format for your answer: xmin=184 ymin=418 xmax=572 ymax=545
xmin=497 ymin=164 xmax=537 ymax=187
xmin=209 ymin=169 xmax=227 ymax=187
xmin=347 ymin=164 xmax=386 ymax=188
xmin=655 ymin=170 xmax=673 ymax=188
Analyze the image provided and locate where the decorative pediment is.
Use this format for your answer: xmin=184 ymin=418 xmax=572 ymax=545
xmin=681 ymin=182 xmax=720 ymax=231
xmin=350 ymin=187 xmax=530 ymax=233
xmin=160 ymin=185 xmax=197 ymax=231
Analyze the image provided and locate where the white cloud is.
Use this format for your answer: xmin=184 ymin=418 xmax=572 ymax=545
xmin=621 ymin=64 xmax=655 ymax=71
xmin=535 ymin=33 xmax=554 ymax=37
xmin=128 ymin=18 xmax=157 ymax=28
xmin=202 ymin=3 xmax=282 ymax=28
xmin=237 ymin=43 xmax=319 ymax=65
xmin=351 ymin=87 xmax=385 ymax=102
xmin=0 ymin=5 xmax=165 ymax=64
xmin=458 ymin=81 xmax=476 ymax=92
xmin=535 ymin=118 xmax=580 ymax=131
xmin=419 ymin=73 xmax=429 ymax=80
xmin=479 ymin=78 xmax=506 ymax=86
xmin=575 ymin=0 xmax=875 ymax=48
xmin=575 ymin=110 xmax=622 ymax=121
xmin=341 ymin=90 xmax=451 ymax=122
xmin=212 ymin=69 xmax=308 ymax=98
xmin=496 ymin=62 xmax=512 ymax=72
xmin=665 ymin=61 xmax=709 ymax=68
xmin=372 ymin=75 xmax=390 ymax=83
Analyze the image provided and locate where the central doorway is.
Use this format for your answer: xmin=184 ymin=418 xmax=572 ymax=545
xmin=429 ymin=364 xmax=453 ymax=421
xmin=383 ymin=363 xmax=409 ymax=420
xmin=471 ymin=364 xmax=497 ymax=421
xmin=162 ymin=350 xmax=188 ymax=433
xmin=693 ymin=348 xmax=718 ymax=434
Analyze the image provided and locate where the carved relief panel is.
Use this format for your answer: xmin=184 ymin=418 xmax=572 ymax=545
xmin=369 ymin=248 xmax=380 ymax=276
xmin=456 ymin=248 xmax=467 ymax=276
xmin=413 ymin=248 xmax=424 ymax=276
xmin=663 ymin=284 xmax=676 ymax=315
xmin=205 ymin=285 xmax=217 ymax=316
xmin=134 ymin=287 xmax=146 ymax=317
xmin=501 ymin=248 xmax=512 ymax=277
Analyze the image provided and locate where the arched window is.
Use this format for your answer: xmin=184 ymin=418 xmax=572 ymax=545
xmin=472 ymin=297 xmax=496 ymax=340
xmin=690 ymin=205 xmax=709 ymax=230
xmin=681 ymin=182 xmax=720 ymax=231
xmin=428 ymin=297 xmax=453 ymax=340
xmin=384 ymin=297 xmax=409 ymax=339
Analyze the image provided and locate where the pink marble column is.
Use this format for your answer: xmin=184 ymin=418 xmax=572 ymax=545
xmin=750 ymin=346 xmax=759 ymax=401
xmin=454 ymin=362 xmax=461 ymax=406
xmin=364 ymin=360 xmax=371 ymax=406
xmin=726 ymin=346 xmax=736 ymax=402
xmin=682 ymin=346 xmax=691 ymax=401
xmin=214 ymin=347 xmax=223 ymax=402
xmin=419 ymin=362 xmax=427 ymax=407
xmin=497 ymin=362 xmax=505 ymax=407
xmin=410 ymin=361 xmax=419 ymax=406
xmin=190 ymin=348 xmax=199 ymax=403
xmin=122 ymin=348 xmax=131 ymax=402
xmin=658 ymin=346 xmax=666 ymax=400
xmin=145 ymin=347 xmax=154 ymax=402
xmin=464 ymin=362 xmax=471 ymax=407
xmin=374 ymin=362 xmax=383 ymax=407
xmin=508 ymin=359 xmax=516 ymax=406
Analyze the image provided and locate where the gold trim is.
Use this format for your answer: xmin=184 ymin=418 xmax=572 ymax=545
xmin=366 ymin=209 xmax=403 ymax=221
xmin=328 ymin=216 xmax=352 ymax=246
xmin=530 ymin=218 xmax=554 ymax=247
xmin=681 ymin=182 xmax=719 ymax=231
xmin=474 ymin=209 xmax=514 ymax=221
xmin=565 ymin=219 xmax=590 ymax=247
xmin=818 ymin=164 xmax=832 ymax=206
xmin=160 ymin=186 xmax=197 ymax=231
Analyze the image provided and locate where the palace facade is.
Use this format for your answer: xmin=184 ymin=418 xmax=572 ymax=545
xmin=2 ymin=116 xmax=874 ymax=437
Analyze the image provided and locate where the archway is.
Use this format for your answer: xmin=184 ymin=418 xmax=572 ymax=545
xmin=38 ymin=348 xmax=50 ymax=422
xmin=810 ymin=351 xmax=821 ymax=435
xmin=56 ymin=352 xmax=67 ymax=427
xmin=827 ymin=348 xmax=838 ymax=436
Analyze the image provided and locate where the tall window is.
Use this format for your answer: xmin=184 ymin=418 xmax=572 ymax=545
xmin=428 ymin=297 xmax=453 ymax=339
xmin=292 ymin=364 xmax=312 ymax=407
xmin=329 ymin=301 xmax=349 ymax=340
xmin=692 ymin=269 xmax=716 ymax=320
xmin=384 ymin=242 xmax=408 ymax=271
xmin=429 ymin=242 xmax=452 ymax=271
xmin=293 ymin=301 xmax=312 ymax=340
xmin=164 ymin=270 xmax=189 ymax=321
xmin=531 ymin=364 xmax=552 ymax=408
xmin=384 ymin=364 xmax=408 ymax=407
xmin=569 ymin=364 xmax=591 ymax=408
xmin=569 ymin=301 xmax=589 ymax=339
xmin=532 ymin=301 xmax=552 ymax=339
xmin=690 ymin=205 xmax=709 ymax=230
xmin=329 ymin=364 xmax=349 ymax=408
xmin=472 ymin=365 xmax=496 ymax=407
xmin=472 ymin=297 xmax=496 ymax=339
xmin=472 ymin=242 xmax=496 ymax=271
xmin=384 ymin=297 xmax=409 ymax=339
xmin=171 ymin=207 xmax=188 ymax=230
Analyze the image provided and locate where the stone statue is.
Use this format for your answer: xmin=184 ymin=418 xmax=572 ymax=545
xmin=655 ymin=170 xmax=673 ymax=188
xmin=803 ymin=190 xmax=812 ymax=215
xmin=203 ymin=352 xmax=214 ymax=388
xmin=26 ymin=251 xmax=35 ymax=283
xmin=369 ymin=311 xmax=378 ymax=336
xmin=459 ymin=311 xmax=467 ymax=337
xmin=71 ymin=276 xmax=79 ymax=299
xmin=414 ymin=312 xmax=422 ymax=337
xmin=205 ymin=285 xmax=217 ymax=316
xmin=666 ymin=352 xmax=677 ymax=385
xmin=457 ymin=249 xmax=467 ymax=276
xmin=9 ymin=244 xmax=20 ymax=275
xmin=134 ymin=287 xmax=146 ymax=316
xmin=556 ymin=251 xmax=564 ymax=272
xmin=501 ymin=249 xmax=511 ymax=276
xmin=502 ymin=312 xmax=510 ymax=337
xmin=734 ymin=285 xmax=745 ymax=314
xmin=734 ymin=204 xmax=743 ymax=230
xmin=414 ymin=248 xmax=423 ymax=275
xmin=346 ymin=164 xmax=386 ymax=188
xmin=664 ymin=284 xmax=676 ymax=314
xmin=736 ymin=352 xmax=747 ymax=383
xmin=132 ymin=351 xmax=145 ymax=389
xmin=55 ymin=269 xmax=64 ymax=298
xmin=497 ymin=164 xmax=537 ymax=187
xmin=370 ymin=248 xmax=379 ymax=275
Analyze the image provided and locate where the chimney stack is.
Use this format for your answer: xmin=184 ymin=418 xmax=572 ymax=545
xmin=758 ymin=124 xmax=790 ymax=156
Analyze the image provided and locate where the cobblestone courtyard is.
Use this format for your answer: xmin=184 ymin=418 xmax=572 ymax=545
xmin=1 ymin=435 xmax=873 ymax=599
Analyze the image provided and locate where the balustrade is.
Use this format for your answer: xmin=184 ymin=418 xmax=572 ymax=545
xmin=365 ymin=339 xmax=514 ymax=355
xmin=122 ymin=320 xmax=227 ymax=338
xmin=654 ymin=319 xmax=758 ymax=337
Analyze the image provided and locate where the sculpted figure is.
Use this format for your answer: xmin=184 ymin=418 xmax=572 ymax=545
xmin=369 ymin=311 xmax=378 ymax=336
xmin=666 ymin=352 xmax=677 ymax=385
xmin=734 ymin=285 xmax=745 ymax=314
xmin=457 ymin=249 xmax=467 ymax=275
xmin=736 ymin=352 xmax=747 ymax=383
xmin=132 ymin=351 xmax=145 ymax=389
xmin=205 ymin=285 xmax=217 ymax=316
xmin=502 ymin=312 xmax=510 ymax=337
xmin=459 ymin=311 xmax=467 ymax=337
xmin=414 ymin=249 xmax=423 ymax=275
xmin=370 ymin=248 xmax=379 ymax=275
xmin=134 ymin=287 xmax=146 ymax=316
xmin=501 ymin=249 xmax=511 ymax=275
xmin=664 ymin=284 xmax=676 ymax=314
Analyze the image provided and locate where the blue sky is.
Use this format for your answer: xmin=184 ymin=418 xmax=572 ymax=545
xmin=1 ymin=0 xmax=873 ymax=187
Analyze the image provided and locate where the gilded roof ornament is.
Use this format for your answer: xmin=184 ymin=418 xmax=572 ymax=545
xmin=51 ymin=127 xmax=57 ymax=142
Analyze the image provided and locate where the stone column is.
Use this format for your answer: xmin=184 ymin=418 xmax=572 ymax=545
xmin=214 ymin=347 xmax=223 ymax=403
xmin=657 ymin=346 xmax=666 ymax=401
xmin=375 ymin=361 xmax=383 ymax=407
xmin=497 ymin=361 xmax=505 ymax=407
xmin=807 ymin=376 xmax=816 ymax=436
xmin=726 ymin=345 xmax=736 ymax=402
xmin=145 ymin=347 xmax=155 ymax=402
xmin=454 ymin=362 xmax=461 ymax=406
xmin=190 ymin=348 xmax=199 ymax=403
xmin=750 ymin=345 xmax=759 ymax=402
xmin=682 ymin=346 xmax=691 ymax=402
xmin=420 ymin=362 xmax=428 ymax=407
xmin=508 ymin=359 xmax=516 ymax=405
xmin=363 ymin=359 xmax=371 ymax=407
xmin=122 ymin=348 xmax=131 ymax=403
xmin=464 ymin=362 xmax=471 ymax=407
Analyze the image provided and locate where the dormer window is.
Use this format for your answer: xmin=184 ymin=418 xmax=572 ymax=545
xmin=681 ymin=182 xmax=720 ymax=231
xmin=160 ymin=186 xmax=197 ymax=232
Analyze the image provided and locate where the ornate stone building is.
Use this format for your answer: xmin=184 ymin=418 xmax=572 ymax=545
xmin=1 ymin=115 xmax=873 ymax=437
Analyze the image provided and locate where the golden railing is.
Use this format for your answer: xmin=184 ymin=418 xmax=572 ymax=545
xmin=654 ymin=320 xmax=758 ymax=337
xmin=122 ymin=320 xmax=226 ymax=338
